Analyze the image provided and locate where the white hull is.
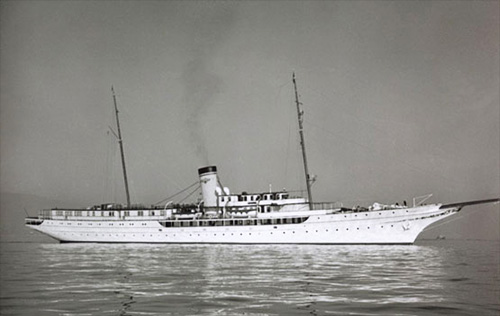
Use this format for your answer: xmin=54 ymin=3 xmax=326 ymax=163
xmin=27 ymin=204 xmax=458 ymax=244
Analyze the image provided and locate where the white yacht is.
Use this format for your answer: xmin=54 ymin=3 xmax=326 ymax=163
xmin=25 ymin=75 xmax=499 ymax=244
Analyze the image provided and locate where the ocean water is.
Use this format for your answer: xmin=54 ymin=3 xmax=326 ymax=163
xmin=0 ymin=240 xmax=498 ymax=316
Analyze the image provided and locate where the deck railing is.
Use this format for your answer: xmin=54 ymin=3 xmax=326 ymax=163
xmin=310 ymin=202 xmax=343 ymax=210
xmin=38 ymin=209 xmax=53 ymax=219
xmin=31 ymin=202 xmax=344 ymax=220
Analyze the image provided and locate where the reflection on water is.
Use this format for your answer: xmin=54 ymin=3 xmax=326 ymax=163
xmin=1 ymin=240 xmax=499 ymax=315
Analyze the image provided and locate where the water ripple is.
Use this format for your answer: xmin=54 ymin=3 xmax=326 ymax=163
xmin=0 ymin=240 xmax=499 ymax=315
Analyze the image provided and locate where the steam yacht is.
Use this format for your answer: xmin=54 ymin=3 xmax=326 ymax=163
xmin=25 ymin=75 xmax=499 ymax=244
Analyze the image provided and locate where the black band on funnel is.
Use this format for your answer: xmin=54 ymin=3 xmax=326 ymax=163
xmin=198 ymin=166 xmax=217 ymax=175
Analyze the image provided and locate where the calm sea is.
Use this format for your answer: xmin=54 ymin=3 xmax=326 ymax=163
xmin=0 ymin=240 xmax=498 ymax=316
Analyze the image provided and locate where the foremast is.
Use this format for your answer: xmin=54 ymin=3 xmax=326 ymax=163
xmin=292 ymin=73 xmax=313 ymax=210
xmin=111 ymin=86 xmax=131 ymax=207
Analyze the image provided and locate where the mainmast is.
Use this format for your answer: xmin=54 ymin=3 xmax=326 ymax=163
xmin=292 ymin=73 xmax=313 ymax=209
xmin=111 ymin=86 xmax=131 ymax=207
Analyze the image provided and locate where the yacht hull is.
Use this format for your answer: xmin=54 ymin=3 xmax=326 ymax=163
xmin=26 ymin=204 xmax=458 ymax=244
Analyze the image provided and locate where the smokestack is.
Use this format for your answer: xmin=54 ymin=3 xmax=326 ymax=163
xmin=198 ymin=166 xmax=218 ymax=207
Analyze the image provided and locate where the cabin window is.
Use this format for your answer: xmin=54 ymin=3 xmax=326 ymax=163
xmin=138 ymin=211 xmax=144 ymax=216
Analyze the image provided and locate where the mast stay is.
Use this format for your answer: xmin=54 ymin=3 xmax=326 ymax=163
xmin=111 ymin=86 xmax=131 ymax=207
xmin=292 ymin=73 xmax=314 ymax=210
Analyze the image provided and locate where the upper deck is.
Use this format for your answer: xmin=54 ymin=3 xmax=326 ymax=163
xmin=28 ymin=200 xmax=347 ymax=222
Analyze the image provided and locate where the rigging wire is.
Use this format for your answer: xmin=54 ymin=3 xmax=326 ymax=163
xmin=421 ymin=206 xmax=498 ymax=233
xmin=299 ymin=83 xmax=464 ymax=196
xmin=178 ymin=184 xmax=201 ymax=204
xmin=154 ymin=180 xmax=199 ymax=205
xmin=108 ymin=90 xmax=187 ymax=192
xmin=304 ymin=118 xmax=459 ymax=190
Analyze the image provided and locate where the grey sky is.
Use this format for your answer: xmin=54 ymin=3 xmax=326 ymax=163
xmin=1 ymin=1 xmax=498 ymax=238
